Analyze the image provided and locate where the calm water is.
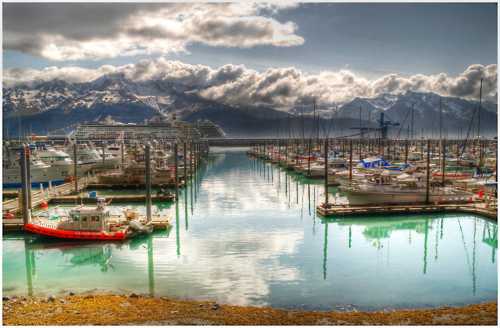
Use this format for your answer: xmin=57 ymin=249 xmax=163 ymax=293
xmin=3 ymin=148 xmax=498 ymax=310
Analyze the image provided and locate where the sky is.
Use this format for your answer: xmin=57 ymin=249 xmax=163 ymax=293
xmin=2 ymin=2 xmax=498 ymax=107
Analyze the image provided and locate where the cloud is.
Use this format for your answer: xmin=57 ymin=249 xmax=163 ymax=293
xmin=3 ymin=59 xmax=497 ymax=108
xmin=3 ymin=3 xmax=303 ymax=61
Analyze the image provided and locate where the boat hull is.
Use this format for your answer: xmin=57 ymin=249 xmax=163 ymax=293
xmin=341 ymin=190 xmax=473 ymax=206
xmin=24 ymin=223 xmax=128 ymax=241
xmin=3 ymin=180 xmax=66 ymax=189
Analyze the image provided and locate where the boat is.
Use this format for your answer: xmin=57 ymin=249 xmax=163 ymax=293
xmin=339 ymin=171 xmax=475 ymax=206
xmin=97 ymin=161 xmax=175 ymax=186
xmin=35 ymin=146 xmax=89 ymax=176
xmin=2 ymin=144 xmax=69 ymax=188
xmin=63 ymin=142 xmax=120 ymax=170
xmin=24 ymin=198 xmax=155 ymax=240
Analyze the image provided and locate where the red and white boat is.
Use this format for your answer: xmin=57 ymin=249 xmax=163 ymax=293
xmin=432 ymin=171 xmax=473 ymax=180
xmin=24 ymin=198 xmax=154 ymax=241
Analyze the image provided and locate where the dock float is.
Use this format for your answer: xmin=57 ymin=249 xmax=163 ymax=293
xmin=50 ymin=194 xmax=175 ymax=204
xmin=86 ymin=181 xmax=186 ymax=189
xmin=317 ymin=203 xmax=497 ymax=221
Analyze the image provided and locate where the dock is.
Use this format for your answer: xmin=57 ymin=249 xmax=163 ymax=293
xmin=2 ymin=176 xmax=95 ymax=215
xmin=86 ymin=181 xmax=186 ymax=189
xmin=317 ymin=202 xmax=498 ymax=221
xmin=50 ymin=194 xmax=175 ymax=204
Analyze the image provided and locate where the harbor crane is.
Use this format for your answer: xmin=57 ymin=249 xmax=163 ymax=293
xmin=350 ymin=112 xmax=400 ymax=139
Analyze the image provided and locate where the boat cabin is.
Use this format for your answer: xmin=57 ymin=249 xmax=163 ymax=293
xmin=60 ymin=198 xmax=111 ymax=232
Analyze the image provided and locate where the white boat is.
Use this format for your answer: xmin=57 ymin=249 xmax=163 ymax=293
xmin=63 ymin=143 xmax=120 ymax=170
xmin=2 ymin=146 xmax=69 ymax=188
xmin=35 ymin=146 xmax=85 ymax=177
xmin=339 ymin=171 xmax=474 ymax=206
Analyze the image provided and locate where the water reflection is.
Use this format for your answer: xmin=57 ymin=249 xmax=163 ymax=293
xmin=15 ymin=230 xmax=174 ymax=298
xmin=2 ymin=149 xmax=498 ymax=310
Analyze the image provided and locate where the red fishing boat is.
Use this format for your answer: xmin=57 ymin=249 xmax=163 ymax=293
xmin=24 ymin=198 xmax=153 ymax=241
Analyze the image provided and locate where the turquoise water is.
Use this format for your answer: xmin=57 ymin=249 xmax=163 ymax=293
xmin=2 ymin=148 xmax=498 ymax=310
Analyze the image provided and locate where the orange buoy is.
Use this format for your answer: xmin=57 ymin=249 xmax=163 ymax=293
xmin=40 ymin=200 xmax=49 ymax=209
xmin=4 ymin=211 xmax=15 ymax=220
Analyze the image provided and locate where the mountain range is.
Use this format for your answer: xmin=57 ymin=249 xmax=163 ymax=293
xmin=3 ymin=74 xmax=497 ymax=138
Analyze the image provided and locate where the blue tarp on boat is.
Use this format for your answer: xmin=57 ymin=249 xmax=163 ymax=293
xmin=358 ymin=157 xmax=391 ymax=169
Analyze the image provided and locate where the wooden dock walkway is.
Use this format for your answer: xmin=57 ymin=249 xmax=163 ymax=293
xmin=50 ymin=194 xmax=175 ymax=204
xmin=317 ymin=202 xmax=497 ymax=221
xmin=2 ymin=176 xmax=95 ymax=215
xmin=86 ymin=181 xmax=186 ymax=189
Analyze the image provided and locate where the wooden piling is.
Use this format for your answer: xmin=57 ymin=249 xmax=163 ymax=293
xmin=145 ymin=144 xmax=152 ymax=222
xmin=174 ymin=143 xmax=179 ymax=201
xmin=426 ymin=139 xmax=431 ymax=204
xmin=324 ymin=138 xmax=329 ymax=205
xmin=121 ymin=142 xmax=125 ymax=168
xmin=73 ymin=143 xmax=78 ymax=194
xmin=20 ymin=145 xmax=30 ymax=224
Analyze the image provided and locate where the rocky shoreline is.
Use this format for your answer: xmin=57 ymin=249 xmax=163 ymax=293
xmin=2 ymin=294 xmax=497 ymax=325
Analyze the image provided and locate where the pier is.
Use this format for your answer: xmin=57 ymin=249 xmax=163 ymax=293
xmin=2 ymin=139 xmax=210 ymax=232
xmin=2 ymin=176 xmax=95 ymax=215
xmin=247 ymin=136 xmax=497 ymax=222
xmin=317 ymin=203 xmax=497 ymax=221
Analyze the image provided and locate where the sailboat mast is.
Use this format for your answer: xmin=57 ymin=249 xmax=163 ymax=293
xmin=477 ymin=78 xmax=483 ymax=141
xmin=410 ymin=103 xmax=415 ymax=140
xmin=439 ymin=97 xmax=442 ymax=142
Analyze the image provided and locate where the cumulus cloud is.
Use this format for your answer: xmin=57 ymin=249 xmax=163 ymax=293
xmin=3 ymin=59 xmax=497 ymax=108
xmin=3 ymin=3 xmax=303 ymax=61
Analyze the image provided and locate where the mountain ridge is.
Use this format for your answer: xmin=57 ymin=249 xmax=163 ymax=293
xmin=3 ymin=75 xmax=497 ymax=138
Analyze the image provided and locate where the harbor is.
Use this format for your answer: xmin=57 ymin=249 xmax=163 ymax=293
xmin=2 ymin=2 xmax=498 ymax=325
xmin=2 ymin=148 xmax=497 ymax=311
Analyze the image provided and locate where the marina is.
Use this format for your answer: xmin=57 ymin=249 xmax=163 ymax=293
xmin=2 ymin=148 xmax=497 ymax=311
xmin=2 ymin=2 xmax=498 ymax=324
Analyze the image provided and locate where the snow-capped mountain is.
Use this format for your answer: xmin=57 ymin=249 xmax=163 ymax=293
xmin=331 ymin=91 xmax=497 ymax=136
xmin=2 ymin=74 xmax=497 ymax=137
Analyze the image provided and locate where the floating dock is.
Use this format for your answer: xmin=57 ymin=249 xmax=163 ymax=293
xmin=86 ymin=181 xmax=186 ymax=189
xmin=317 ymin=203 xmax=497 ymax=221
xmin=50 ymin=194 xmax=175 ymax=204
xmin=3 ymin=177 xmax=94 ymax=215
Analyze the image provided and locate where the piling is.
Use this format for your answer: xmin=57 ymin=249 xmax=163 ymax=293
xmin=20 ymin=145 xmax=30 ymax=224
xmin=145 ymin=144 xmax=152 ymax=222
xmin=26 ymin=146 xmax=32 ymax=208
xmin=426 ymin=139 xmax=431 ymax=204
xmin=121 ymin=142 xmax=125 ymax=168
xmin=73 ymin=143 xmax=78 ymax=194
xmin=324 ymin=138 xmax=329 ymax=205
xmin=174 ymin=143 xmax=179 ymax=201
xmin=183 ymin=142 xmax=187 ymax=186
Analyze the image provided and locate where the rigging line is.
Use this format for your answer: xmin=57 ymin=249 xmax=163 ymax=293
xmin=459 ymin=104 xmax=478 ymax=157
xmin=325 ymin=110 xmax=336 ymax=138
xmin=396 ymin=106 xmax=413 ymax=139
